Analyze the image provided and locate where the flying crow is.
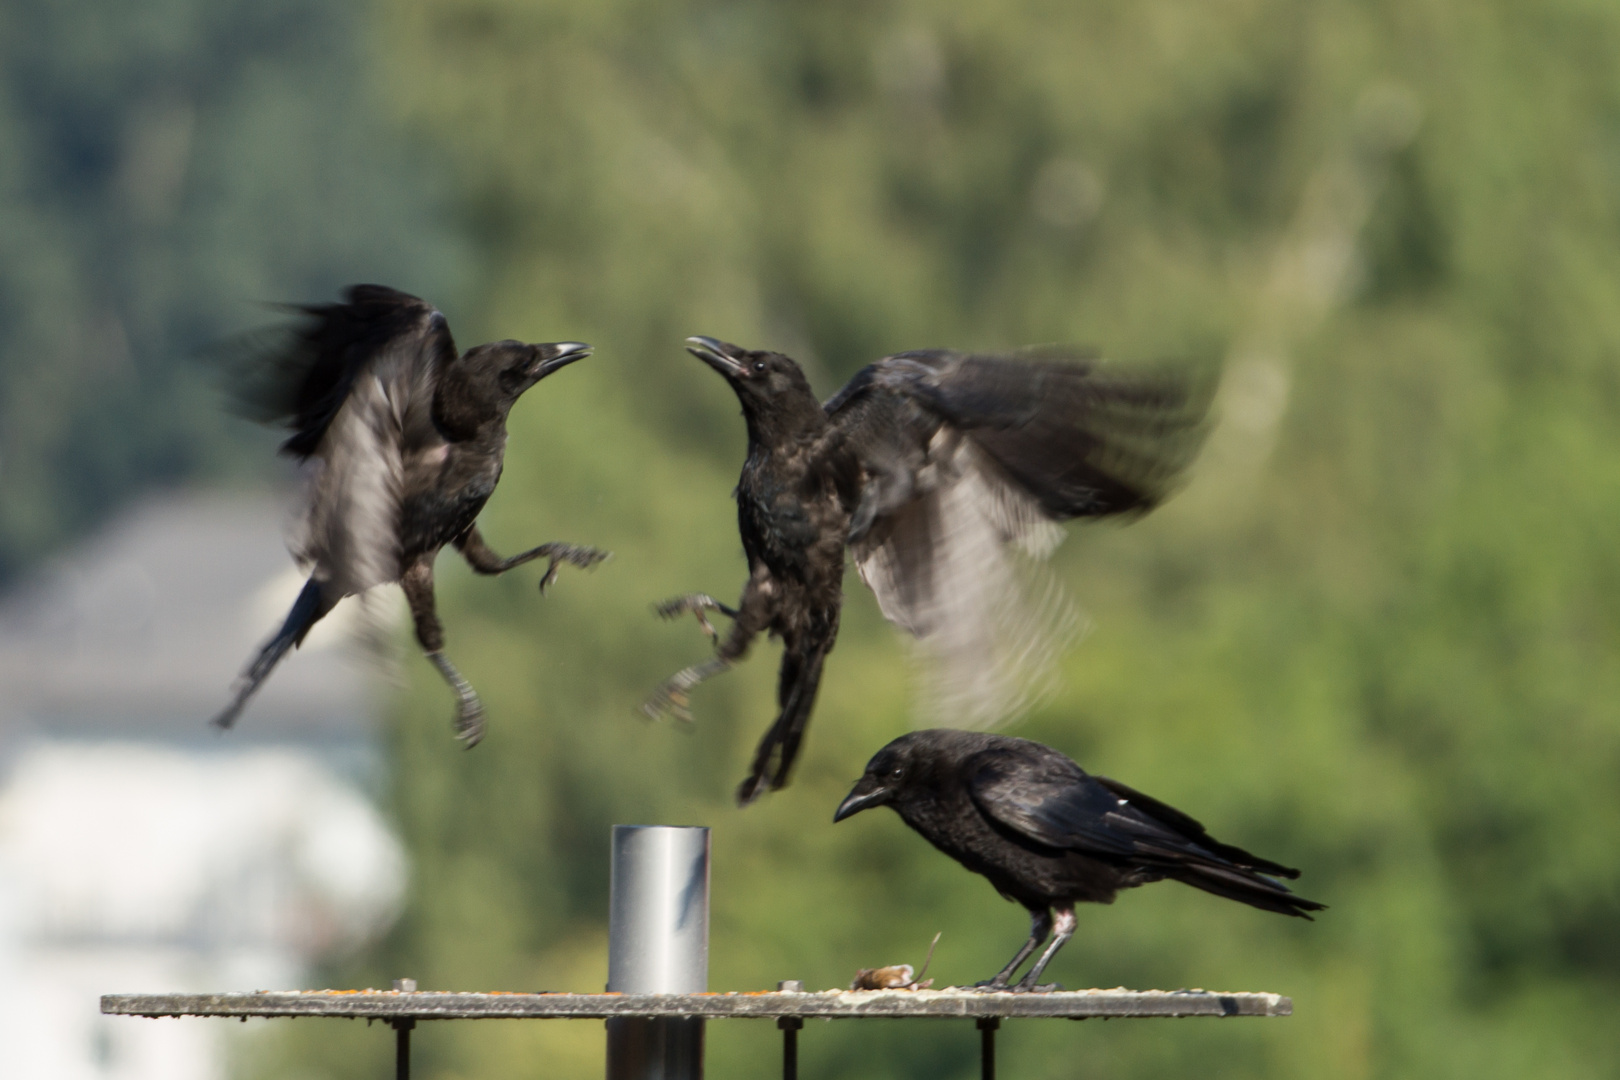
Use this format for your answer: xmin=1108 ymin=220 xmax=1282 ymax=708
xmin=214 ymin=285 xmax=606 ymax=744
xmin=835 ymin=729 xmax=1323 ymax=991
xmin=646 ymin=337 xmax=1209 ymax=804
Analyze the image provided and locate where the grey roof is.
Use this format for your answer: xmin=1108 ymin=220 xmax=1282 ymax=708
xmin=0 ymin=489 xmax=391 ymax=743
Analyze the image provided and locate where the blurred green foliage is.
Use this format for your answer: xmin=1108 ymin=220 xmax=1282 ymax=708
xmin=11 ymin=0 xmax=1602 ymax=1077
xmin=0 ymin=0 xmax=465 ymax=580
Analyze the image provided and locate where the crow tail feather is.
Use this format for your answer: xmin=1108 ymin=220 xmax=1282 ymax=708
xmin=1171 ymin=862 xmax=1326 ymax=919
xmin=736 ymin=633 xmax=834 ymax=806
xmin=212 ymin=578 xmax=333 ymax=730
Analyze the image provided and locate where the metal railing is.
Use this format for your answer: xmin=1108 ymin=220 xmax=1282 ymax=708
xmin=100 ymin=825 xmax=1293 ymax=1079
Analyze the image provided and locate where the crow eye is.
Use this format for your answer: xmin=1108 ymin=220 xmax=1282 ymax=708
xmin=889 ymin=767 xmax=904 ymax=780
xmin=752 ymin=361 xmax=767 ymax=375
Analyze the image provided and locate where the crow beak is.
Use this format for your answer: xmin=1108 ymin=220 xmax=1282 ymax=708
xmin=686 ymin=335 xmax=748 ymax=379
xmin=533 ymin=341 xmax=592 ymax=377
xmin=834 ymin=781 xmax=889 ymax=823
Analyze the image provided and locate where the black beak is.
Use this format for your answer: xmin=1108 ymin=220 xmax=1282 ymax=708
xmin=533 ymin=341 xmax=592 ymax=378
xmin=834 ymin=780 xmax=889 ymax=823
xmin=686 ymin=335 xmax=748 ymax=379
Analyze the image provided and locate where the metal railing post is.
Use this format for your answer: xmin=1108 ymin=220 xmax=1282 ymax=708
xmin=391 ymin=978 xmax=416 ymax=1080
xmin=776 ymin=980 xmax=804 ymax=1080
xmin=605 ymin=825 xmax=710 ymax=1080
xmin=977 ymin=1016 xmax=999 ymax=1080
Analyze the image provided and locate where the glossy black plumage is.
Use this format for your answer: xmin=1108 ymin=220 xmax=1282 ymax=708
xmin=645 ymin=337 xmax=1209 ymax=805
xmin=214 ymin=285 xmax=606 ymax=743
xmin=835 ymin=730 xmax=1324 ymax=991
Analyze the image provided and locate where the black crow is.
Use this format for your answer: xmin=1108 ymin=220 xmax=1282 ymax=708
xmin=834 ymin=730 xmax=1323 ymax=991
xmin=645 ymin=337 xmax=1209 ymax=805
xmin=214 ymin=285 xmax=606 ymax=745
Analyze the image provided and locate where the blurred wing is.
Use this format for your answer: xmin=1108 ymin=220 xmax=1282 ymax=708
xmin=852 ymin=435 xmax=1079 ymax=727
xmin=878 ymin=346 xmax=1212 ymax=518
xmin=223 ymin=284 xmax=452 ymax=459
xmin=832 ymin=347 xmax=1210 ymax=727
xmin=262 ymin=286 xmax=455 ymax=596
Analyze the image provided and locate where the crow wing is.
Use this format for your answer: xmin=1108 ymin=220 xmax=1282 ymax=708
xmin=1092 ymin=775 xmax=1301 ymax=879
xmin=965 ymin=741 xmax=1181 ymax=858
xmin=966 ymin=743 xmax=1297 ymax=876
xmin=828 ymin=348 xmax=1210 ymax=727
xmin=232 ymin=285 xmax=457 ymax=595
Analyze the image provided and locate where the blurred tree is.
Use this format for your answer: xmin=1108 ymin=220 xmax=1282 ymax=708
xmin=0 ymin=0 xmax=467 ymax=580
xmin=199 ymin=1 xmax=1620 ymax=1078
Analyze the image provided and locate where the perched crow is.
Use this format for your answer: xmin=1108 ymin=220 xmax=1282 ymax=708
xmin=214 ymin=285 xmax=607 ymax=744
xmin=646 ymin=337 xmax=1209 ymax=805
xmin=835 ymin=730 xmax=1323 ymax=991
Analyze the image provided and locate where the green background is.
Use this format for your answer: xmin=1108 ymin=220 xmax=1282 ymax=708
xmin=8 ymin=1 xmax=1620 ymax=1077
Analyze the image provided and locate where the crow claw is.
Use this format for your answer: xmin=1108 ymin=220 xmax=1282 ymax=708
xmin=654 ymin=594 xmax=737 ymax=645
xmin=537 ymin=544 xmax=610 ymax=595
xmin=641 ymin=657 xmax=730 ymax=726
xmin=640 ymin=684 xmax=695 ymax=726
xmin=454 ymin=696 xmax=486 ymax=748
xmin=1011 ymin=981 xmax=1063 ymax=994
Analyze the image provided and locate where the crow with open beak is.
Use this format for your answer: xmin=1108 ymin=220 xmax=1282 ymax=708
xmin=646 ymin=336 xmax=1210 ymax=805
xmin=214 ymin=284 xmax=606 ymax=744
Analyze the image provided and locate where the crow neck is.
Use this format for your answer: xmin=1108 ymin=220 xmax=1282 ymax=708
xmin=741 ymin=394 xmax=826 ymax=454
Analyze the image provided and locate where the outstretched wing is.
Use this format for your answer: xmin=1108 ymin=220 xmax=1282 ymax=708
xmin=228 ymin=285 xmax=456 ymax=595
xmin=829 ymin=347 xmax=1211 ymax=727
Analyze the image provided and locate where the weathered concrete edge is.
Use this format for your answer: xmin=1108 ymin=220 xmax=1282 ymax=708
xmin=102 ymin=989 xmax=1292 ymax=1021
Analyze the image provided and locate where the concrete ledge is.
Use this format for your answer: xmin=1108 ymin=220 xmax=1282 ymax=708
xmin=102 ymin=988 xmax=1291 ymax=1021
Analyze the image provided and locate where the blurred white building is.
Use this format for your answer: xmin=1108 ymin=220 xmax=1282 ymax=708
xmin=0 ymin=491 xmax=406 ymax=1080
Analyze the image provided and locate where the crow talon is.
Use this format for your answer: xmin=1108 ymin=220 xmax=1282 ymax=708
xmin=538 ymin=544 xmax=610 ymax=595
xmin=654 ymin=594 xmax=737 ymax=644
xmin=453 ymin=697 xmax=486 ymax=748
xmin=640 ymin=685 xmax=694 ymax=725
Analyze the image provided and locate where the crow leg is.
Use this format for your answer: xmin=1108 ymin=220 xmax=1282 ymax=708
xmin=972 ymin=909 xmax=1052 ymax=991
xmin=213 ymin=577 xmax=337 ymax=730
xmin=655 ymin=593 xmax=740 ymax=644
xmin=643 ymin=576 xmax=770 ymax=723
xmin=455 ymin=526 xmax=609 ymax=594
xmin=402 ymin=559 xmax=486 ymax=747
xmin=1012 ymin=905 xmax=1075 ymax=992
xmin=641 ymin=657 xmax=731 ymax=725
xmin=426 ymin=650 xmax=484 ymax=746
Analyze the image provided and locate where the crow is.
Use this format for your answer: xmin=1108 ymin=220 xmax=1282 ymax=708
xmin=213 ymin=284 xmax=607 ymax=745
xmin=835 ymin=729 xmax=1323 ymax=992
xmin=645 ymin=337 xmax=1209 ymax=805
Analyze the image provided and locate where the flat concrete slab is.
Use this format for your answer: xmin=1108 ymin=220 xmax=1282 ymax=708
xmin=102 ymin=987 xmax=1291 ymax=1021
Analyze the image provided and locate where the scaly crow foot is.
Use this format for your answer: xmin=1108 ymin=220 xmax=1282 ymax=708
xmin=641 ymin=658 xmax=731 ymax=725
xmin=654 ymin=594 xmax=739 ymax=644
xmin=537 ymin=543 xmax=610 ymax=595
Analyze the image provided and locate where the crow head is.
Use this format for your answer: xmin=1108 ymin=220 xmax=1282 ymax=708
xmin=482 ymin=339 xmax=593 ymax=400
xmin=686 ymin=336 xmax=824 ymax=442
xmin=437 ymin=339 xmax=591 ymax=436
xmin=834 ymin=737 xmax=924 ymax=822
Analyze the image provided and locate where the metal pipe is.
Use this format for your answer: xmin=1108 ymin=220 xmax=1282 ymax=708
xmin=605 ymin=826 xmax=710 ymax=1080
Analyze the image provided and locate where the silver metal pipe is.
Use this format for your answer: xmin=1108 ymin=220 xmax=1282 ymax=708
xmin=606 ymin=825 xmax=709 ymax=1080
